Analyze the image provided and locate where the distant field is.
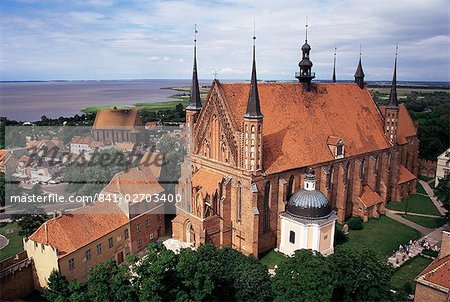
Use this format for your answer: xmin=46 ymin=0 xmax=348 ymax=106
xmin=82 ymin=100 xmax=188 ymax=114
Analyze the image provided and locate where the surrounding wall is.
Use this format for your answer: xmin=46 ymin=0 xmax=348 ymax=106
xmin=419 ymin=159 xmax=436 ymax=178
xmin=0 ymin=251 xmax=34 ymax=301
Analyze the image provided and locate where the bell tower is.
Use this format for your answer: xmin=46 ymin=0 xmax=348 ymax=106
xmin=384 ymin=46 xmax=400 ymax=146
xmin=295 ymin=19 xmax=315 ymax=92
xmin=243 ymin=32 xmax=263 ymax=174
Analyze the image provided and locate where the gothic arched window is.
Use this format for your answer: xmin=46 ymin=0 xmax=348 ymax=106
xmin=263 ymin=181 xmax=271 ymax=232
xmin=237 ymin=182 xmax=242 ymax=222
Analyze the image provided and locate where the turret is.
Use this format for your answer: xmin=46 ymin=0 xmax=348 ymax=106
xmin=354 ymin=56 xmax=365 ymax=89
xmin=243 ymin=33 xmax=263 ymax=173
xmin=384 ymin=46 xmax=400 ymax=145
xmin=295 ymin=21 xmax=315 ymax=92
xmin=186 ymin=25 xmax=202 ymax=127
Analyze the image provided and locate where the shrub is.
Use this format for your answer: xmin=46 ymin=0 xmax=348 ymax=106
xmin=334 ymin=228 xmax=347 ymax=246
xmin=421 ymin=249 xmax=439 ymax=258
xmin=347 ymin=217 xmax=363 ymax=230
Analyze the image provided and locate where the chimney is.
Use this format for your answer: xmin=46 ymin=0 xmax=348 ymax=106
xmin=439 ymin=230 xmax=450 ymax=258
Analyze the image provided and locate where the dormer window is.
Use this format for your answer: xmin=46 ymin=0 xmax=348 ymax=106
xmin=327 ymin=136 xmax=345 ymax=159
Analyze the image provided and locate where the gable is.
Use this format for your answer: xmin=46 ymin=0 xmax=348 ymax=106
xmin=219 ymin=82 xmax=390 ymax=174
xmin=192 ymin=82 xmax=240 ymax=166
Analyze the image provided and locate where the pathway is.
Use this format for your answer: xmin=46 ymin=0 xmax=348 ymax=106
xmin=418 ymin=180 xmax=447 ymax=216
xmin=386 ymin=178 xmax=447 ymax=268
xmin=385 ymin=209 xmax=433 ymax=235
xmin=387 ymin=209 xmax=442 ymax=218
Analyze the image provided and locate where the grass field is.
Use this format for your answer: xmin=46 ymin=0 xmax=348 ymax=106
xmin=387 ymin=194 xmax=441 ymax=216
xmin=419 ymin=175 xmax=433 ymax=182
xmin=339 ymin=216 xmax=421 ymax=257
xmin=259 ymin=250 xmax=287 ymax=268
xmin=416 ymin=183 xmax=427 ymax=195
xmin=82 ymin=100 xmax=189 ymax=114
xmin=0 ymin=222 xmax=24 ymax=261
xmin=391 ymin=255 xmax=433 ymax=293
xmin=402 ymin=215 xmax=446 ymax=229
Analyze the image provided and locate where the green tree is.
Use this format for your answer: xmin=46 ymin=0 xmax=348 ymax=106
xmin=435 ymin=173 xmax=450 ymax=222
xmin=44 ymin=271 xmax=71 ymax=302
xmin=329 ymin=246 xmax=393 ymax=301
xmin=87 ymin=258 xmax=137 ymax=302
xmin=272 ymin=250 xmax=335 ymax=302
xmin=11 ymin=205 xmax=48 ymax=236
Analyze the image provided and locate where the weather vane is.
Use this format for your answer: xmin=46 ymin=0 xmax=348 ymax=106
xmin=213 ymin=70 xmax=218 ymax=80
xmin=395 ymin=43 xmax=398 ymax=56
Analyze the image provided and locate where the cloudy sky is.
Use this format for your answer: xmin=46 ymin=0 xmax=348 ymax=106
xmin=0 ymin=0 xmax=448 ymax=81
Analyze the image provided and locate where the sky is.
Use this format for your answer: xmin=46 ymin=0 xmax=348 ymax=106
xmin=0 ymin=0 xmax=448 ymax=81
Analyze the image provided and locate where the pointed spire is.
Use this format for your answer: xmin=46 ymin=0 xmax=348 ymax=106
xmin=354 ymin=45 xmax=365 ymax=88
xmin=244 ymin=26 xmax=263 ymax=119
xmin=387 ymin=44 xmax=399 ymax=108
xmin=186 ymin=24 xmax=202 ymax=111
xmin=332 ymin=46 xmax=337 ymax=83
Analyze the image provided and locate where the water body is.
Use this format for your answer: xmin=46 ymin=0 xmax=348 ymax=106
xmin=0 ymin=79 xmax=210 ymax=121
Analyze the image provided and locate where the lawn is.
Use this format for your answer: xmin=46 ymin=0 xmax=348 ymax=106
xmin=260 ymin=250 xmax=287 ymax=268
xmin=339 ymin=216 xmax=421 ymax=257
xmin=387 ymin=194 xmax=441 ymax=216
xmin=402 ymin=215 xmax=446 ymax=229
xmin=416 ymin=183 xmax=427 ymax=195
xmin=0 ymin=222 xmax=24 ymax=261
xmin=418 ymin=175 xmax=433 ymax=182
xmin=391 ymin=255 xmax=433 ymax=293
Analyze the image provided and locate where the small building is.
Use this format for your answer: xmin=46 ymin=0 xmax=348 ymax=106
xmin=0 ymin=150 xmax=18 ymax=174
xmin=435 ymin=148 xmax=450 ymax=186
xmin=91 ymin=108 xmax=143 ymax=144
xmin=414 ymin=229 xmax=450 ymax=302
xmin=69 ymin=136 xmax=103 ymax=159
xmin=24 ymin=202 xmax=131 ymax=289
xmin=278 ymin=171 xmax=337 ymax=256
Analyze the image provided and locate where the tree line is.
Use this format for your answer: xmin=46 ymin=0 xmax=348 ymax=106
xmin=45 ymin=243 xmax=400 ymax=302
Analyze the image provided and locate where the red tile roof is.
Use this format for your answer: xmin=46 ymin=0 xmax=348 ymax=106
xmin=398 ymin=164 xmax=416 ymax=184
xmin=0 ymin=150 xmax=7 ymax=163
xmin=93 ymin=108 xmax=143 ymax=129
xmin=416 ymin=254 xmax=450 ymax=293
xmin=218 ymin=83 xmax=391 ymax=174
xmin=102 ymin=165 xmax=164 ymax=197
xmin=70 ymin=136 xmax=94 ymax=145
xmin=28 ymin=202 xmax=129 ymax=257
xmin=358 ymin=185 xmax=383 ymax=208
xmin=380 ymin=104 xmax=417 ymax=145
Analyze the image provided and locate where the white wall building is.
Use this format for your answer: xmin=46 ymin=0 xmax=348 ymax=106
xmin=435 ymin=148 xmax=450 ymax=186
xmin=279 ymin=171 xmax=337 ymax=256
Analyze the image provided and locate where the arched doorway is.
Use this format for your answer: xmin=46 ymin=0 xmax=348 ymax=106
xmin=185 ymin=221 xmax=195 ymax=245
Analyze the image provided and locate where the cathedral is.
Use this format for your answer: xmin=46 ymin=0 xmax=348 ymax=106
xmin=172 ymin=28 xmax=419 ymax=257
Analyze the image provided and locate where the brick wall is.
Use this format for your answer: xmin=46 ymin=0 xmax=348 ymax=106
xmin=0 ymin=252 xmax=34 ymax=301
